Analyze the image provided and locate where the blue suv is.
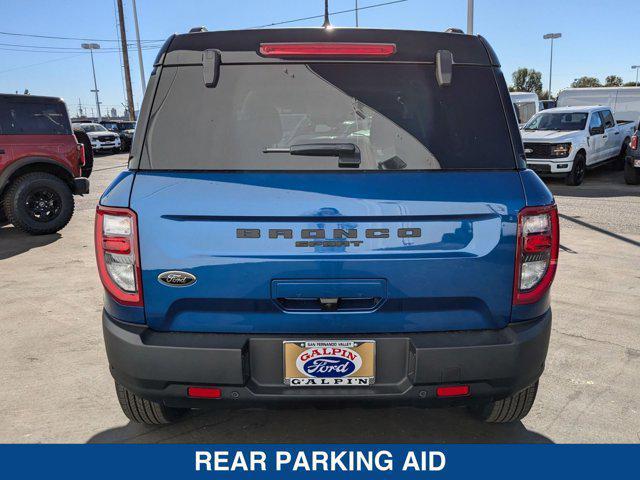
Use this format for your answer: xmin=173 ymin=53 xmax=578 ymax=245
xmin=96 ymin=28 xmax=558 ymax=424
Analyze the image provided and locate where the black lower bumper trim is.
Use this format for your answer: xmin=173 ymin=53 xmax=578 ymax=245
xmin=103 ymin=310 xmax=551 ymax=408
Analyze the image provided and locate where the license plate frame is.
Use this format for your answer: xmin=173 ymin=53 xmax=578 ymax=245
xmin=283 ymin=340 xmax=375 ymax=387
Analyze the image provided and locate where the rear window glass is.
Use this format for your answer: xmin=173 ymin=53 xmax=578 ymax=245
xmin=0 ymin=100 xmax=71 ymax=135
xmin=141 ymin=63 xmax=515 ymax=170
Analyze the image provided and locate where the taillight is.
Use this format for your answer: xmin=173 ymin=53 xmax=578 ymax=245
xmin=630 ymin=135 xmax=638 ymax=150
xmin=513 ymin=204 xmax=559 ymax=305
xmin=78 ymin=143 xmax=86 ymax=166
xmin=95 ymin=206 xmax=143 ymax=306
xmin=259 ymin=42 xmax=396 ymax=58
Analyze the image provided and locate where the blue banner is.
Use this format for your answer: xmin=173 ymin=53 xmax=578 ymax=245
xmin=0 ymin=444 xmax=637 ymax=479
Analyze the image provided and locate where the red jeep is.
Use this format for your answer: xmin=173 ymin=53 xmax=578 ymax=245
xmin=0 ymin=94 xmax=89 ymax=235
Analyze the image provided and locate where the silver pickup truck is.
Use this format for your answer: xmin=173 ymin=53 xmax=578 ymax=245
xmin=521 ymin=106 xmax=634 ymax=185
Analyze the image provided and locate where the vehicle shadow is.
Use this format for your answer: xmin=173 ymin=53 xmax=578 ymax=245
xmin=545 ymin=166 xmax=637 ymax=198
xmin=0 ymin=225 xmax=61 ymax=260
xmin=87 ymin=406 xmax=553 ymax=444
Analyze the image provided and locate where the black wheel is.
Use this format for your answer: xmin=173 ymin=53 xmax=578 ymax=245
xmin=565 ymin=153 xmax=586 ymax=186
xmin=469 ymin=381 xmax=538 ymax=423
xmin=613 ymin=139 xmax=629 ymax=171
xmin=73 ymin=129 xmax=93 ymax=178
xmin=625 ymin=160 xmax=640 ymax=185
xmin=115 ymin=382 xmax=189 ymax=425
xmin=0 ymin=196 xmax=7 ymax=224
xmin=3 ymin=172 xmax=74 ymax=235
xmin=111 ymin=147 xmax=121 ymax=154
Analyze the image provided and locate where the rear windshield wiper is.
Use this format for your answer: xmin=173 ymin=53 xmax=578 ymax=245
xmin=263 ymin=143 xmax=361 ymax=168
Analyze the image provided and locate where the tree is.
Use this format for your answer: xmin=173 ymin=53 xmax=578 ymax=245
xmin=512 ymin=68 xmax=543 ymax=95
xmin=605 ymin=75 xmax=623 ymax=87
xmin=624 ymin=81 xmax=638 ymax=87
xmin=571 ymin=76 xmax=602 ymax=88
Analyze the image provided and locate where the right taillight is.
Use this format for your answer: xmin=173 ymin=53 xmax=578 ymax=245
xmin=630 ymin=134 xmax=638 ymax=150
xmin=513 ymin=204 xmax=559 ymax=305
xmin=95 ymin=206 xmax=143 ymax=306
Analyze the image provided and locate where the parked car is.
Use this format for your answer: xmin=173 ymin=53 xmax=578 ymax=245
xmin=97 ymin=27 xmax=558 ymax=425
xmin=557 ymin=87 xmax=640 ymax=128
xmin=99 ymin=120 xmax=136 ymax=151
xmin=521 ymin=106 xmax=634 ymax=185
xmin=0 ymin=93 xmax=88 ymax=234
xmin=510 ymin=91 xmax=540 ymax=126
xmin=624 ymin=130 xmax=640 ymax=184
xmin=74 ymin=123 xmax=121 ymax=153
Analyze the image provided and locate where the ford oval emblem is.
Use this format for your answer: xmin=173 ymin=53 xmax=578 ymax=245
xmin=295 ymin=347 xmax=362 ymax=378
xmin=157 ymin=271 xmax=196 ymax=287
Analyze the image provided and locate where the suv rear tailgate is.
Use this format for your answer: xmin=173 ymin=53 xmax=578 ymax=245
xmin=131 ymin=170 xmax=524 ymax=333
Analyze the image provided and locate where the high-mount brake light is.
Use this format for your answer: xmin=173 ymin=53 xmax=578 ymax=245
xmin=259 ymin=42 xmax=397 ymax=58
xmin=513 ymin=204 xmax=559 ymax=305
xmin=95 ymin=206 xmax=143 ymax=306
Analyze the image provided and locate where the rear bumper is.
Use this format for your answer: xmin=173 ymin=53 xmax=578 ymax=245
xmin=72 ymin=177 xmax=89 ymax=195
xmin=103 ymin=310 xmax=551 ymax=409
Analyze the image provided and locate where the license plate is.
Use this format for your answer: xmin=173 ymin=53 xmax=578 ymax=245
xmin=283 ymin=340 xmax=375 ymax=387
xmin=634 ymin=159 xmax=640 ymax=168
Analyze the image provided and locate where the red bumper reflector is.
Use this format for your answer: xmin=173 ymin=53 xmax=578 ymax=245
xmin=187 ymin=387 xmax=222 ymax=399
xmin=102 ymin=236 xmax=131 ymax=254
xmin=436 ymin=385 xmax=470 ymax=397
xmin=259 ymin=42 xmax=396 ymax=57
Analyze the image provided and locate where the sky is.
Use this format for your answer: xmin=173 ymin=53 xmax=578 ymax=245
xmin=1 ymin=0 xmax=638 ymax=118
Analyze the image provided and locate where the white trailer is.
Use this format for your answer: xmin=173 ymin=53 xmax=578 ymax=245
xmin=510 ymin=91 xmax=540 ymax=126
xmin=557 ymin=87 xmax=640 ymax=127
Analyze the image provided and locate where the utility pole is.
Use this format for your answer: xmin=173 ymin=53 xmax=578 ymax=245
xmin=632 ymin=66 xmax=640 ymax=87
xmin=131 ymin=0 xmax=146 ymax=91
xmin=116 ymin=0 xmax=136 ymax=120
xmin=81 ymin=43 xmax=102 ymax=122
xmin=467 ymin=0 xmax=474 ymax=35
xmin=543 ymin=33 xmax=562 ymax=100
xmin=355 ymin=0 xmax=359 ymax=27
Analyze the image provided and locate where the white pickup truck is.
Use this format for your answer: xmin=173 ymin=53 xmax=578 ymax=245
xmin=521 ymin=106 xmax=635 ymax=185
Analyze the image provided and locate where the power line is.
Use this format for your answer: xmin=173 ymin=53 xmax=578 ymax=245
xmin=0 ymin=54 xmax=84 ymax=75
xmin=0 ymin=41 xmax=157 ymax=50
xmin=251 ymin=0 xmax=408 ymax=28
xmin=0 ymin=30 xmax=164 ymax=42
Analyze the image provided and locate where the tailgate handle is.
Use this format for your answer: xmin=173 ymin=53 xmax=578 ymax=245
xmin=277 ymin=296 xmax=381 ymax=312
xmin=272 ymin=279 xmax=387 ymax=313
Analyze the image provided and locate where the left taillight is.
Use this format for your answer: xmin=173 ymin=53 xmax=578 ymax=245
xmin=513 ymin=204 xmax=559 ymax=305
xmin=78 ymin=143 xmax=86 ymax=166
xmin=95 ymin=206 xmax=143 ymax=306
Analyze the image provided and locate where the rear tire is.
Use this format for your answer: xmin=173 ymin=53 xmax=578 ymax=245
xmin=115 ymin=382 xmax=189 ymax=425
xmin=565 ymin=153 xmax=586 ymax=186
xmin=4 ymin=172 xmax=74 ymax=235
xmin=469 ymin=381 xmax=538 ymax=423
xmin=613 ymin=139 xmax=630 ymax=171
xmin=624 ymin=160 xmax=640 ymax=185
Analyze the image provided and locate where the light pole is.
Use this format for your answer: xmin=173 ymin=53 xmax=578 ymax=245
xmin=632 ymin=65 xmax=640 ymax=87
xmin=81 ymin=43 xmax=102 ymax=122
xmin=131 ymin=0 xmax=146 ymax=92
xmin=543 ymin=33 xmax=561 ymax=100
xmin=467 ymin=0 xmax=474 ymax=35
